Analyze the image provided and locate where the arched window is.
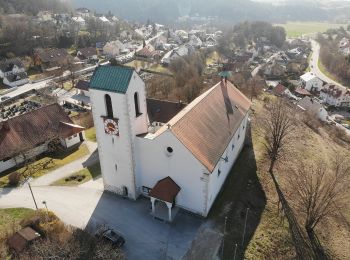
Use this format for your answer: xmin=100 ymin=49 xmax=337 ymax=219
xmin=105 ymin=94 xmax=113 ymax=118
xmin=134 ymin=92 xmax=141 ymax=116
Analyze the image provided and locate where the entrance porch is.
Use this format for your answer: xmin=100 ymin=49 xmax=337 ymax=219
xmin=149 ymin=176 xmax=181 ymax=222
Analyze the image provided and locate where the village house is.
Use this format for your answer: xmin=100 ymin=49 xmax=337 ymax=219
xmin=320 ymin=84 xmax=350 ymax=108
xmin=72 ymin=16 xmax=86 ymax=29
xmin=76 ymin=47 xmax=98 ymax=63
xmin=294 ymin=86 xmax=312 ymax=98
xmin=300 ymin=72 xmax=323 ymax=92
xmin=0 ymin=104 xmax=85 ymax=173
xmin=0 ymin=58 xmax=29 ymax=87
xmin=75 ymin=7 xmax=91 ymax=18
xmin=297 ymin=97 xmax=328 ymax=121
xmin=34 ymin=48 xmax=71 ymax=72
xmin=75 ymin=80 xmax=90 ymax=97
xmin=161 ymin=45 xmax=195 ymax=65
xmin=262 ymin=62 xmax=286 ymax=79
xmin=89 ymin=65 xmax=251 ymax=221
xmin=135 ymin=45 xmax=162 ymax=61
xmin=272 ymin=84 xmax=293 ymax=98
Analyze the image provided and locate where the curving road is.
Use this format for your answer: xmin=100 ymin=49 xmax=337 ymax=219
xmin=310 ymin=40 xmax=348 ymax=88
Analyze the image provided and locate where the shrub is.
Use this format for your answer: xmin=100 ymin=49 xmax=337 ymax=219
xmin=8 ymin=172 xmax=21 ymax=187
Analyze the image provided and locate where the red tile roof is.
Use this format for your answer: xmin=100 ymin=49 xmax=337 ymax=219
xmin=149 ymin=177 xmax=181 ymax=203
xmin=272 ymin=84 xmax=287 ymax=96
xmin=153 ymin=81 xmax=251 ymax=172
xmin=295 ymin=87 xmax=311 ymax=96
xmin=77 ymin=47 xmax=97 ymax=60
xmin=0 ymin=103 xmax=84 ymax=160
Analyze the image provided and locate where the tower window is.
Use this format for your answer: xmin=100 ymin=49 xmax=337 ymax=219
xmin=134 ymin=92 xmax=141 ymax=117
xmin=105 ymin=94 xmax=113 ymax=118
xmin=167 ymin=147 xmax=173 ymax=153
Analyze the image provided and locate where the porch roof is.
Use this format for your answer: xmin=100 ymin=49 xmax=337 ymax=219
xmin=149 ymin=177 xmax=180 ymax=203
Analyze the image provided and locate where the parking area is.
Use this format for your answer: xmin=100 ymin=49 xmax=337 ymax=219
xmin=86 ymin=192 xmax=204 ymax=260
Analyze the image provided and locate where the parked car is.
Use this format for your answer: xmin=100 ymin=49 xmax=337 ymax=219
xmin=98 ymin=228 xmax=125 ymax=247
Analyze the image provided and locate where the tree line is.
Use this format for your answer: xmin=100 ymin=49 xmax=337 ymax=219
xmin=317 ymin=32 xmax=350 ymax=85
xmin=0 ymin=0 xmax=71 ymax=16
xmin=217 ymin=21 xmax=286 ymax=57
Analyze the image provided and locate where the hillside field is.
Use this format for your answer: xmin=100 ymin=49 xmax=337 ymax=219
xmin=275 ymin=22 xmax=348 ymax=37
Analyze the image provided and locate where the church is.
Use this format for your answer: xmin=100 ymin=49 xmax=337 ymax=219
xmin=89 ymin=65 xmax=251 ymax=221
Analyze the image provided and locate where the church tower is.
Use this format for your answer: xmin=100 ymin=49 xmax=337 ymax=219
xmin=89 ymin=66 xmax=148 ymax=199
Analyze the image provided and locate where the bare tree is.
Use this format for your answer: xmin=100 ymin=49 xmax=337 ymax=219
xmin=258 ymin=98 xmax=295 ymax=174
xmin=287 ymin=158 xmax=350 ymax=237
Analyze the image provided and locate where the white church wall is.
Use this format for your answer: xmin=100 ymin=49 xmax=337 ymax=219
xmin=126 ymin=72 xmax=148 ymax=136
xmin=135 ymin=130 xmax=208 ymax=216
xmin=206 ymin=114 xmax=249 ymax=214
xmin=90 ymin=88 xmax=137 ymax=199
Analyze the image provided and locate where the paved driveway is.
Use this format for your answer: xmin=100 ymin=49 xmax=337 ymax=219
xmin=86 ymin=193 xmax=203 ymax=260
xmin=0 ymin=182 xmax=203 ymax=260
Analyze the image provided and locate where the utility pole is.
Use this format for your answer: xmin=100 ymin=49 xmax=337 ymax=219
xmin=221 ymin=216 xmax=227 ymax=259
xmin=242 ymin=208 xmax=249 ymax=246
xmin=28 ymin=182 xmax=38 ymax=210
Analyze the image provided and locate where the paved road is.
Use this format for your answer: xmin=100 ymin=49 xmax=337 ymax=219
xmin=310 ymin=40 xmax=348 ymax=88
xmin=0 ymin=62 xmax=108 ymax=104
xmin=30 ymin=141 xmax=98 ymax=186
xmin=0 ymin=182 xmax=203 ymax=260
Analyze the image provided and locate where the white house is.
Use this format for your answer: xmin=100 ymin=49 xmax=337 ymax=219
xmin=89 ymin=66 xmax=251 ymax=221
xmin=0 ymin=58 xmax=29 ymax=87
xmin=320 ymin=84 xmax=350 ymax=108
xmin=297 ymin=97 xmax=328 ymax=121
xmin=300 ymin=72 xmax=323 ymax=92
xmin=72 ymin=16 xmax=86 ymax=28
xmin=0 ymin=104 xmax=85 ymax=173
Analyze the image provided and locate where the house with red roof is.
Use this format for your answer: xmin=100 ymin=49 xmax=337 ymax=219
xmin=320 ymin=84 xmax=350 ymax=107
xmin=0 ymin=104 xmax=85 ymax=173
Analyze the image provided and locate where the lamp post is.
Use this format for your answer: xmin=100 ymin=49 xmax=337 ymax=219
xmin=28 ymin=182 xmax=38 ymax=210
xmin=42 ymin=201 xmax=48 ymax=212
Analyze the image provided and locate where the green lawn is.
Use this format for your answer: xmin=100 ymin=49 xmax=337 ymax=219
xmin=0 ymin=144 xmax=89 ymax=187
xmin=275 ymin=22 xmax=348 ymax=37
xmin=206 ymin=51 xmax=220 ymax=65
xmin=52 ymin=162 xmax=101 ymax=186
xmin=0 ymin=208 xmax=35 ymax=234
xmin=85 ymin=127 xmax=97 ymax=142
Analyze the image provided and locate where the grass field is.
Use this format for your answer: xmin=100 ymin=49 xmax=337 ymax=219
xmin=52 ymin=162 xmax=101 ymax=186
xmin=275 ymin=22 xmax=348 ymax=37
xmin=85 ymin=127 xmax=97 ymax=142
xmin=0 ymin=208 xmax=35 ymax=233
xmin=0 ymin=144 xmax=89 ymax=187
